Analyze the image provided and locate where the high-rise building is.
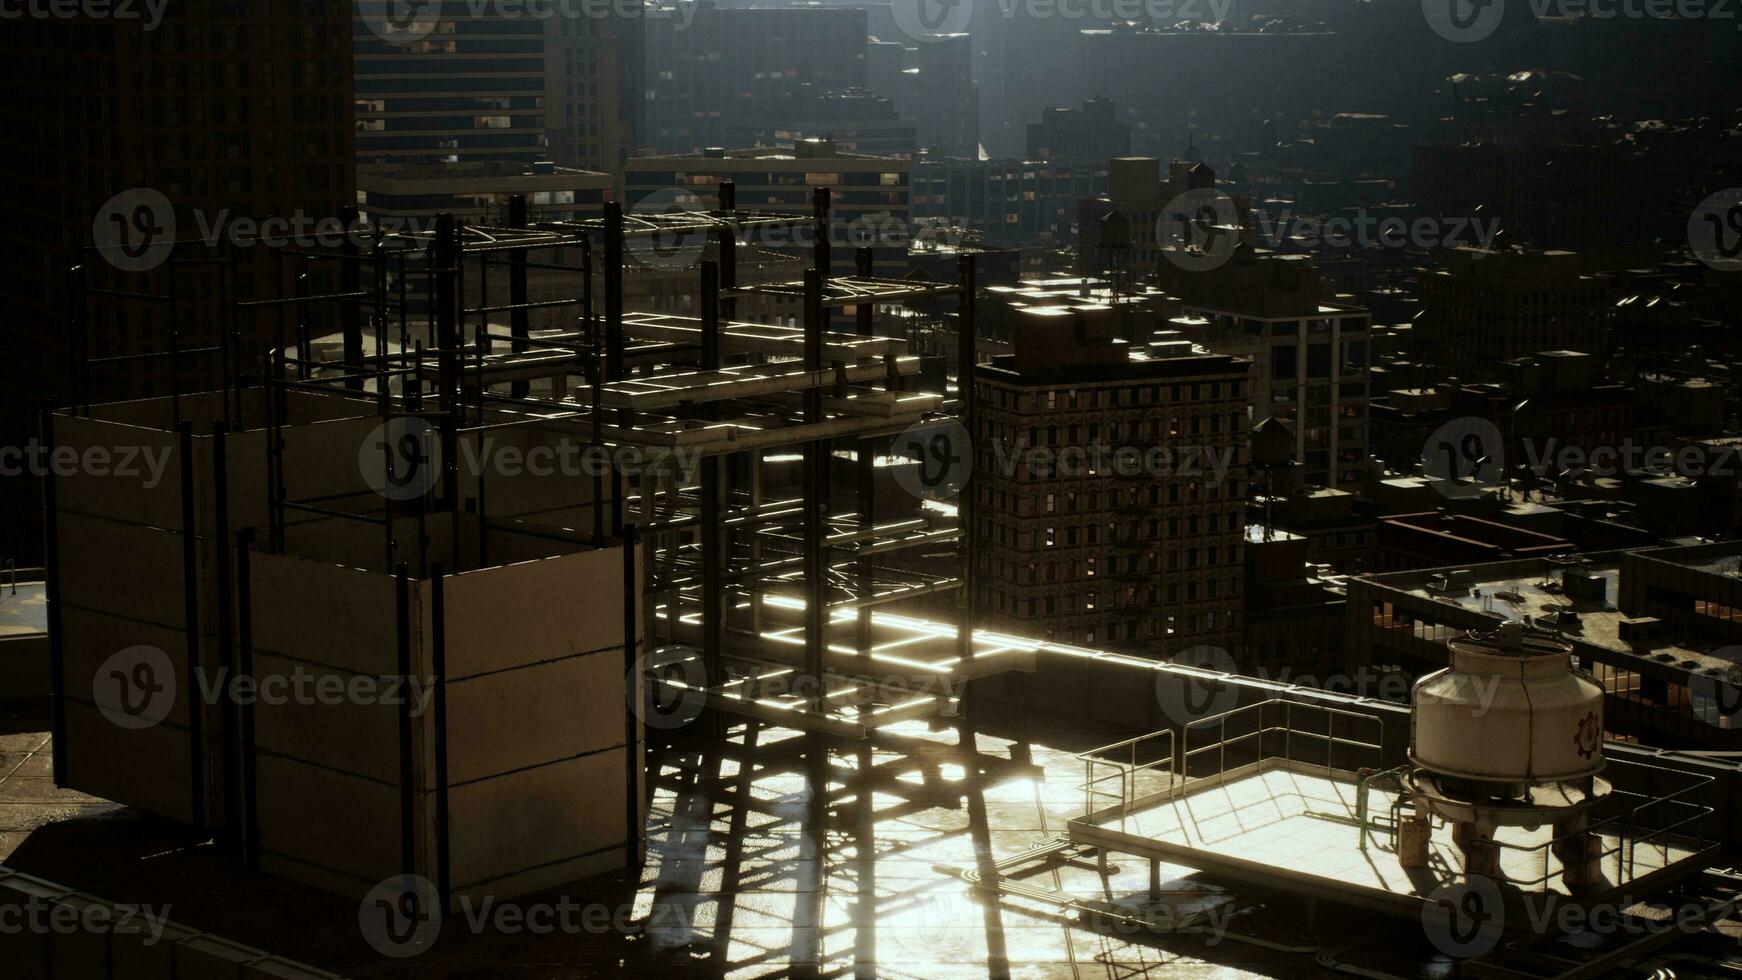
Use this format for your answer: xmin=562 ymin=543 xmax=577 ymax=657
xmin=623 ymin=141 xmax=910 ymax=273
xmin=357 ymin=162 xmax=612 ymax=227
xmin=1414 ymin=141 xmax=1622 ymax=253
xmin=1419 ymin=246 xmax=1611 ymax=371
xmin=1162 ymin=251 xmax=1373 ymax=492
xmin=912 ymin=157 xmax=1109 ymax=247
xmin=1027 ymin=95 xmax=1131 ymax=162
xmin=1346 ymin=542 xmax=1742 ymax=750
xmin=643 ymin=3 xmax=868 ymax=154
xmin=723 ymin=87 xmax=917 ymax=159
xmin=860 ymin=33 xmax=978 ymax=158
xmin=0 ymin=0 xmax=356 ymax=562
xmin=974 ymin=304 xmax=1252 ymax=657
xmin=913 ymin=34 xmax=978 ymax=158
xmin=354 ymin=1 xmax=639 ymax=173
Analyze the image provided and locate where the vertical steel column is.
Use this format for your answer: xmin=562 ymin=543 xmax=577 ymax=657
xmin=212 ymin=421 xmax=239 ymax=846
xmin=717 ymin=181 xmax=737 ymax=324
xmin=622 ymin=525 xmax=643 ymax=870
xmin=713 ymin=182 xmax=741 ymax=638
xmin=803 ymin=270 xmax=827 ymax=704
xmin=604 ymin=202 xmax=625 ymax=382
xmin=604 ymin=204 xmax=626 ymax=536
xmin=750 ymin=449 xmax=764 ymax=636
xmin=178 ymin=420 xmax=206 ymax=837
xmin=40 ymin=406 xmax=67 ymax=786
xmin=265 ymin=348 xmax=286 ymax=553
xmin=394 ymin=563 xmax=417 ymax=880
xmin=340 ymin=205 xmax=364 ymax=392
xmin=508 ymin=195 xmax=531 ymax=399
xmin=700 ymin=262 xmax=724 ymax=692
xmin=813 ymin=187 xmax=832 ymax=277
xmin=236 ymin=528 xmax=259 ymax=871
xmin=956 ymin=255 xmax=977 ymax=672
xmin=433 ymin=215 xmax=462 ymax=527
xmin=855 ymin=247 xmax=875 ymax=660
xmin=430 ymin=563 xmax=452 ymax=909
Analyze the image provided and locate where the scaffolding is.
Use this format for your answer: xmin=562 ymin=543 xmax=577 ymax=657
xmin=62 ymin=180 xmax=1023 ymax=748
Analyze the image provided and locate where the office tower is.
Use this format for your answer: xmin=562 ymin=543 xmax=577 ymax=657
xmin=975 ymin=306 xmax=1252 ymax=657
xmin=1027 ymin=95 xmax=1131 ymax=162
xmin=1163 ymin=251 xmax=1373 ymax=493
xmin=1420 ymin=246 xmax=1611 ymax=372
xmin=623 ymin=140 xmax=910 ymax=273
xmin=0 ymin=0 xmax=355 ymax=561
xmin=643 ymin=3 xmax=868 ymax=154
xmin=354 ymin=1 xmax=638 ymax=173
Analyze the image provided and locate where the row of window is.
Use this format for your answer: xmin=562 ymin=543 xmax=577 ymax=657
xmin=981 ymin=380 xmax=1245 ymax=411
xmin=982 ymin=545 xmax=1243 ymax=584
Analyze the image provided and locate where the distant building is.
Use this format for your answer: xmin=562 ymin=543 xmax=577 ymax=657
xmin=974 ymin=306 xmax=1253 ymax=657
xmin=1163 ymin=251 xmax=1373 ymax=492
xmin=912 ymin=157 xmax=1108 ymax=247
xmin=1243 ymin=524 xmax=1345 ymax=677
xmin=1413 ymin=141 xmax=1622 ymax=252
xmin=0 ymin=0 xmax=356 ymax=562
xmin=358 ymin=162 xmax=611 ymax=226
xmin=1250 ymin=487 xmax=1377 ymax=574
xmin=644 ymin=3 xmax=867 ymax=153
xmin=354 ymin=3 xmax=639 ymax=173
xmin=1027 ymin=96 xmax=1131 ymax=162
xmin=724 ymin=88 xmax=917 ymax=159
xmin=624 ymin=141 xmax=910 ymax=273
xmin=913 ymin=35 xmax=980 ymax=158
xmin=1346 ymin=543 xmax=1742 ymax=750
xmin=1420 ymin=246 xmax=1611 ymax=371
xmin=852 ymin=33 xmax=980 ymax=158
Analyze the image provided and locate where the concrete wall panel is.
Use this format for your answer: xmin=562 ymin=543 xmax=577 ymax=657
xmin=249 ymin=553 xmax=405 ymax=678
xmin=250 ymin=651 xmax=406 ymax=786
xmin=53 ymin=415 xmax=185 ymax=531
xmin=443 ymin=547 xmax=627 ymax=679
xmin=445 ymin=748 xmax=626 ymax=895
xmin=445 ymin=650 xmax=626 ymax=785
xmin=61 ymin=701 xmax=193 ymax=824
xmin=255 ymin=754 xmax=402 ymax=890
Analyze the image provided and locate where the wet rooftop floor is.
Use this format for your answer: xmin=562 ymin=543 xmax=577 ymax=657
xmin=0 ymin=698 xmax=1713 ymax=978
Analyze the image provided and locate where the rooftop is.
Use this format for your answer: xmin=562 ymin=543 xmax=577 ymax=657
xmin=1362 ymin=558 xmax=1742 ymax=679
xmin=0 ymin=581 xmax=46 ymax=637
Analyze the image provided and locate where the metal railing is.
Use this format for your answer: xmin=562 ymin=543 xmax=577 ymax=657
xmin=1181 ymin=699 xmax=1385 ymax=784
xmin=1073 ymin=699 xmax=1387 ymax=827
xmin=1076 ymin=728 xmax=1176 ymax=825
xmin=1481 ymin=759 xmax=1715 ymax=891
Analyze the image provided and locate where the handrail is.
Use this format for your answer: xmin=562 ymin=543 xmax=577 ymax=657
xmin=1076 ymin=728 xmax=1176 ymax=828
xmin=1182 ymin=699 xmax=1384 ymax=783
xmin=1472 ymin=760 xmax=1714 ymax=889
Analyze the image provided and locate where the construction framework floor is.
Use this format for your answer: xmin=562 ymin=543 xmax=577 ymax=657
xmin=51 ymin=182 xmax=1028 ymax=905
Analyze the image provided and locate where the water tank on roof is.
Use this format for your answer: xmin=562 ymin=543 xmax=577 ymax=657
xmin=1411 ymin=623 xmax=1604 ymax=785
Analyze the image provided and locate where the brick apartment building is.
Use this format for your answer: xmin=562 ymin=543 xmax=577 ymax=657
xmin=973 ymin=303 xmax=1253 ymax=657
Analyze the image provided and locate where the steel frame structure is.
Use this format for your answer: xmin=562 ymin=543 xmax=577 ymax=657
xmin=65 ymin=180 xmax=1015 ymax=747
